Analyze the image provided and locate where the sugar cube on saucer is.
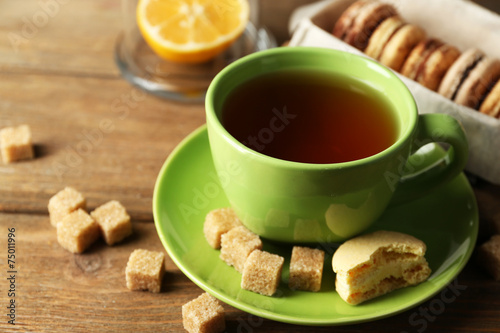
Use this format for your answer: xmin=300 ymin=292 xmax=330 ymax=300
xmin=288 ymin=246 xmax=325 ymax=292
xmin=203 ymin=207 xmax=243 ymax=249
xmin=220 ymin=226 xmax=262 ymax=273
xmin=241 ymin=249 xmax=284 ymax=296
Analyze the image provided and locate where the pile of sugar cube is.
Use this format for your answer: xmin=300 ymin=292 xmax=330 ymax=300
xmin=49 ymin=187 xmax=168 ymax=294
xmin=179 ymin=207 xmax=327 ymax=333
xmin=204 ymin=207 xmax=325 ymax=296
xmin=48 ymin=187 xmax=133 ymax=252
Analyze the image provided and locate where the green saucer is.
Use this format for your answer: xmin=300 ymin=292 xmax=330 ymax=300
xmin=153 ymin=125 xmax=478 ymax=326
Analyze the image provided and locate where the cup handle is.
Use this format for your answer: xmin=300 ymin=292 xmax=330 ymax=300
xmin=389 ymin=113 xmax=469 ymax=205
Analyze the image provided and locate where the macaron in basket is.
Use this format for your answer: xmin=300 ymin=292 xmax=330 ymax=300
xmin=288 ymin=0 xmax=500 ymax=184
xmin=332 ymin=0 xmax=500 ymax=117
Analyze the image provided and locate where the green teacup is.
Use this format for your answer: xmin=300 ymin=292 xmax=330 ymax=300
xmin=205 ymin=47 xmax=468 ymax=243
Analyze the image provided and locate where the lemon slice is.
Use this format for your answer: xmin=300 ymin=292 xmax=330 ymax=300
xmin=137 ymin=0 xmax=250 ymax=64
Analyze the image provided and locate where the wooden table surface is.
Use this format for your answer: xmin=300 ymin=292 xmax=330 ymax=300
xmin=1 ymin=0 xmax=500 ymax=332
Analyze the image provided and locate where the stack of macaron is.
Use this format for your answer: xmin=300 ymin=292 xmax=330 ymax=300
xmin=332 ymin=0 xmax=500 ymax=118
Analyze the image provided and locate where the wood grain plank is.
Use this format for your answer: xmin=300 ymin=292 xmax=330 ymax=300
xmin=0 ymin=72 xmax=205 ymax=220
xmin=1 ymin=213 xmax=499 ymax=332
xmin=0 ymin=213 xmax=192 ymax=332
xmin=0 ymin=0 xmax=122 ymax=76
xmin=1 ymin=0 xmax=500 ymax=332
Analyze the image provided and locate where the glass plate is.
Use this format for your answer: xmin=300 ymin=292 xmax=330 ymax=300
xmin=115 ymin=23 xmax=276 ymax=103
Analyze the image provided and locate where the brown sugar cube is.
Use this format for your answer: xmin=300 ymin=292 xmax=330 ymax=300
xmin=91 ymin=200 xmax=132 ymax=245
xmin=220 ymin=226 xmax=262 ymax=273
xmin=182 ymin=292 xmax=225 ymax=333
xmin=56 ymin=209 xmax=100 ymax=253
xmin=203 ymin=208 xmax=243 ymax=249
xmin=0 ymin=124 xmax=34 ymax=163
xmin=241 ymin=250 xmax=284 ymax=296
xmin=48 ymin=187 xmax=86 ymax=227
xmin=125 ymin=249 xmax=165 ymax=293
xmin=288 ymin=246 xmax=325 ymax=292
xmin=477 ymin=234 xmax=500 ymax=281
